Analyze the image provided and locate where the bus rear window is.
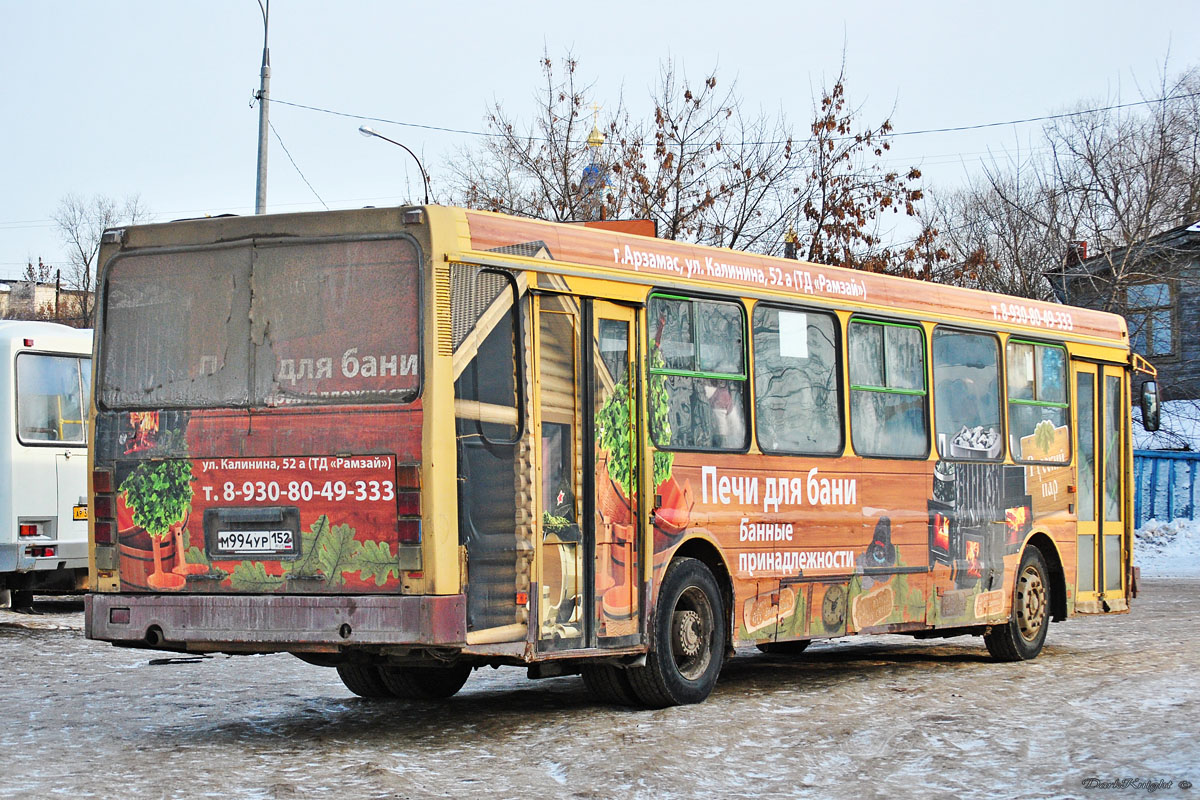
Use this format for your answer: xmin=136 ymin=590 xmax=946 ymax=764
xmin=17 ymin=354 xmax=90 ymax=444
xmin=101 ymin=237 xmax=421 ymax=408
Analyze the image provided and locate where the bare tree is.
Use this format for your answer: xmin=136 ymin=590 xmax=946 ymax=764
xmin=928 ymin=154 xmax=1065 ymax=300
xmin=53 ymin=193 xmax=149 ymax=326
xmin=933 ymin=65 xmax=1200 ymax=305
xmin=797 ymin=67 xmax=937 ymax=275
xmin=448 ymin=51 xmax=937 ymax=278
xmin=446 ymin=53 xmax=632 ymax=223
xmin=615 ymin=65 xmax=742 ymax=242
xmin=698 ymin=105 xmax=800 ymax=253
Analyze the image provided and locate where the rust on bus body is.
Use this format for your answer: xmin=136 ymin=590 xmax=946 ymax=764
xmin=85 ymin=592 xmax=466 ymax=649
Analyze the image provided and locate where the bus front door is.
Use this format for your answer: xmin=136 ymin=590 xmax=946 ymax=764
xmin=1073 ymin=361 xmax=1129 ymax=613
xmin=535 ymin=296 xmax=642 ymax=651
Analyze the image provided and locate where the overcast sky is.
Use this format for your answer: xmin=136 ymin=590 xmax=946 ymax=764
xmin=2 ymin=1 xmax=1197 ymax=278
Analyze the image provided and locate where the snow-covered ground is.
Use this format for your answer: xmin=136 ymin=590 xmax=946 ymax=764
xmin=1132 ymin=398 xmax=1200 ymax=577
xmin=1136 ymin=518 xmax=1200 ymax=578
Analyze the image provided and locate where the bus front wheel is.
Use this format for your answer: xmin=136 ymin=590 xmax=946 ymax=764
xmin=627 ymin=557 xmax=725 ymax=707
xmin=581 ymin=663 xmax=640 ymax=706
xmin=985 ymin=546 xmax=1051 ymax=662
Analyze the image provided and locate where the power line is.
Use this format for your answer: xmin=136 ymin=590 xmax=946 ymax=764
xmin=888 ymin=92 xmax=1200 ymax=138
xmin=268 ymin=120 xmax=329 ymax=209
xmin=3 ymin=91 xmax=1195 ymax=233
xmin=270 ymin=90 xmax=1200 ymax=147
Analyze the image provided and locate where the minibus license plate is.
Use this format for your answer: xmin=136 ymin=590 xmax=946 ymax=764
xmin=73 ymin=505 xmax=88 ymax=520
xmin=215 ymin=530 xmax=295 ymax=555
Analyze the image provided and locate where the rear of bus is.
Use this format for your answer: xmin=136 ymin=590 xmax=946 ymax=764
xmin=85 ymin=209 xmax=464 ymax=654
xmin=0 ymin=322 xmax=92 ymax=601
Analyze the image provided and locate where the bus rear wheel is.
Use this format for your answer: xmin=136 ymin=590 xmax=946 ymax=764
xmin=985 ymin=546 xmax=1051 ymax=662
xmin=378 ymin=664 xmax=472 ymax=699
xmin=336 ymin=663 xmax=393 ymax=698
xmin=627 ymin=557 xmax=725 ymax=707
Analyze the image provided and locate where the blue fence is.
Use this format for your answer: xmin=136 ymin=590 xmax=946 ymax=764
xmin=1134 ymin=450 xmax=1200 ymax=527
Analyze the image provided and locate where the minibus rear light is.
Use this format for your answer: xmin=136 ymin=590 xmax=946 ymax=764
xmin=94 ymin=520 xmax=115 ymax=545
xmin=396 ymin=491 xmax=420 ymax=517
xmin=93 ymin=495 xmax=115 ymax=520
xmin=28 ymin=545 xmax=55 ymax=558
xmin=92 ymin=469 xmax=114 ymax=494
xmin=18 ymin=523 xmax=40 ymax=537
xmin=396 ymin=519 xmax=421 ymax=544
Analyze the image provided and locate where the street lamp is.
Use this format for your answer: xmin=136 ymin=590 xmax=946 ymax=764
xmin=358 ymin=125 xmax=431 ymax=205
xmin=254 ymin=0 xmax=270 ymax=214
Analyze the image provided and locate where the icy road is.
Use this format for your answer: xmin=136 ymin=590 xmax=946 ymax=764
xmin=1 ymin=580 xmax=1196 ymax=799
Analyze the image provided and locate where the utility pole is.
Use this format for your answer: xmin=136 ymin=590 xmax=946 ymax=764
xmin=254 ymin=0 xmax=270 ymax=214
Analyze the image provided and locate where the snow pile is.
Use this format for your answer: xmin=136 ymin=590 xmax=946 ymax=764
xmin=1135 ymin=518 xmax=1200 ymax=578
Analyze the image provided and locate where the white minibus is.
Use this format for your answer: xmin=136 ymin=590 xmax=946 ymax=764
xmin=0 ymin=321 xmax=91 ymax=609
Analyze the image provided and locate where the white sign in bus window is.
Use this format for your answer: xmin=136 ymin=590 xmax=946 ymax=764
xmin=778 ymin=311 xmax=808 ymax=359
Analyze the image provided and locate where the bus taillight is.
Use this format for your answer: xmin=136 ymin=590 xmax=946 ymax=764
xmin=92 ymin=468 xmax=114 ymax=494
xmin=395 ymin=463 xmax=422 ymax=568
xmin=396 ymin=464 xmax=420 ymax=490
xmin=397 ymin=519 xmax=421 ymax=544
xmin=92 ymin=467 xmax=118 ymax=553
xmin=93 ymin=521 xmax=115 ymax=546
xmin=396 ymin=491 xmax=420 ymax=517
xmin=18 ymin=523 xmax=40 ymax=537
xmin=93 ymin=495 xmax=115 ymax=520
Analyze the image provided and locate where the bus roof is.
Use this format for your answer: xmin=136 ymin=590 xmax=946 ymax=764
xmin=96 ymin=204 xmax=1129 ymax=348
xmin=456 ymin=209 xmax=1128 ymax=346
xmin=0 ymin=320 xmax=91 ymax=348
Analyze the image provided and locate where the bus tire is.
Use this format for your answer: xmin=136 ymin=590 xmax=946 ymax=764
xmin=985 ymin=546 xmax=1051 ymax=662
xmin=581 ymin=664 xmax=640 ymax=706
xmin=756 ymin=639 xmax=811 ymax=655
xmin=378 ymin=664 xmax=472 ymax=699
xmin=627 ymin=557 xmax=725 ymax=707
xmin=336 ymin=663 xmax=393 ymax=698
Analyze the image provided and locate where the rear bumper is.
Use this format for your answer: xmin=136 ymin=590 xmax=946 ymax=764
xmin=85 ymin=592 xmax=467 ymax=650
xmin=0 ymin=542 xmax=88 ymax=573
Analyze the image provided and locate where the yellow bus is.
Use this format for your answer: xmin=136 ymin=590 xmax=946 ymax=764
xmin=85 ymin=205 xmax=1158 ymax=706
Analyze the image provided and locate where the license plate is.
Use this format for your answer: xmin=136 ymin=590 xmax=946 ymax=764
xmin=215 ymin=529 xmax=295 ymax=555
xmin=73 ymin=505 xmax=88 ymax=520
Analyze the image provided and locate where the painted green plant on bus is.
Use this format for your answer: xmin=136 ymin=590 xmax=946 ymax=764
xmin=1033 ymin=419 xmax=1057 ymax=454
xmin=121 ymin=459 xmax=194 ymax=538
xmin=120 ymin=458 xmax=195 ymax=589
xmin=648 ymin=347 xmax=673 ymax=487
xmin=595 ymin=352 xmax=673 ymax=497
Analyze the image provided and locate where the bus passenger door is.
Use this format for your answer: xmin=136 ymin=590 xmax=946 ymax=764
xmin=590 ymin=301 xmax=642 ymax=646
xmin=1073 ymin=362 xmax=1128 ymax=613
xmin=535 ymin=296 xmax=643 ymax=651
xmin=535 ymin=294 xmax=585 ymax=647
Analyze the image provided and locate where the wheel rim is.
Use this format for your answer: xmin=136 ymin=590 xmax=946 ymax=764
xmin=670 ymin=586 xmax=714 ymax=681
xmin=1016 ymin=564 xmax=1047 ymax=642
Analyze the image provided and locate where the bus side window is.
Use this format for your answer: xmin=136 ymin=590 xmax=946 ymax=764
xmin=752 ymin=305 xmax=842 ymax=455
xmin=648 ymin=294 xmax=748 ymax=451
xmin=16 ymin=354 xmax=88 ymax=444
xmin=848 ymin=319 xmax=928 ymax=459
xmin=932 ymin=329 xmax=1003 ymax=460
xmin=1006 ymin=340 xmax=1070 ymax=464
